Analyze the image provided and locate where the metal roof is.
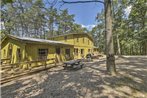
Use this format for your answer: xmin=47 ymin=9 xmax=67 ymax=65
xmin=6 ymin=34 xmax=73 ymax=46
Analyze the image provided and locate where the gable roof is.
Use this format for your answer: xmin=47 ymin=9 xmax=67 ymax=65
xmin=2 ymin=34 xmax=73 ymax=46
xmin=48 ymin=33 xmax=94 ymax=41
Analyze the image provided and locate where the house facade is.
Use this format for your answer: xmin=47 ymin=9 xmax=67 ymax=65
xmin=1 ymin=33 xmax=98 ymax=69
xmin=48 ymin=33 xmax=95 ymax=59
xmin=1 ymin=35 xmax=74 ymax=69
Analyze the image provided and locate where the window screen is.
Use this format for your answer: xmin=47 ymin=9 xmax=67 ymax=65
xmin=38 ymin=49 xmax=48 ymax=60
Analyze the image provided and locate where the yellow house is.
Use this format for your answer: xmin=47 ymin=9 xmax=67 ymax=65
xmin=1 ymin=33 xmax=98 ymax=69
xmin=1 ymin=34 xmax=74 ymax=69
xmin=48 ymin=33 xmax=95 ymax=59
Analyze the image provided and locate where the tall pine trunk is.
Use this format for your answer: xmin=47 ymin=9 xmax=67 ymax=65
xmin=105 ymin=0 xmax=116 ymax=75
xmin=116 ymin=34 xmax=121 ymax=55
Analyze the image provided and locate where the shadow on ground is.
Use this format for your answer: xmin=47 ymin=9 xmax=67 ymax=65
xmin=1 ymin=56 xmax=147 ymax=98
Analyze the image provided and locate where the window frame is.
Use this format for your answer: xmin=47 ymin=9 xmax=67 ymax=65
xmin=65 ymin=48 xmax=70 ymax=58
xmin=38 ymin=49 xmax=48 ymax=60
xmin=81 ymin=49 xmax=84 ymax=55
xmin=74 ymin=48 xmax=78 ymax=56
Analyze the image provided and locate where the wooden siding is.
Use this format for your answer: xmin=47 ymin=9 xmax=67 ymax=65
xmin=1 ymin=37 xmax=74 ymax=69
xmin=49 ymin=33 xmax=94 ymax=59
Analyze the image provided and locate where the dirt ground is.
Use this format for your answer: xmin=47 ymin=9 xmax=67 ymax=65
xmin=1 ymin=56 xmax=147 ymax=98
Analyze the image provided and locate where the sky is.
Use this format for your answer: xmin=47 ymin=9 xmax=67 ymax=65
xmin=52 ymin=0 xmax=132 ymax=30
xmin=124 ymin=5 xmax=132 ymax=17
xmin=53 ymin=0 xmax=104 ymax=30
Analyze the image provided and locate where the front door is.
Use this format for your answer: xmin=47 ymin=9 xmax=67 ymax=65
xmin=56 ymin=48 xmax=60 ymax=55
xmin=55 ymin=47 xmax=61 ymax=62
xmin=81 ymin=49 xmax=84 ymax=58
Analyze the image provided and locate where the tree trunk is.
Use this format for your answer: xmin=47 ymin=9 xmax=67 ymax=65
xmin=145 ymin=42 xmax=147 ymax=55
xmin=116 ymin=34 xmax=121 ymax=55
xmin=140 ymin=44 xmax=142 ymax=55
xmin=144 ymin=41 xmax=147 ymax=55
xmin=105 ymin=0 xmax=116 ymax=75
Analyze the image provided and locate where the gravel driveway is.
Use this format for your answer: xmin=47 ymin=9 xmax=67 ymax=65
xmin=1 ymin=56 xmax=147 ymax=98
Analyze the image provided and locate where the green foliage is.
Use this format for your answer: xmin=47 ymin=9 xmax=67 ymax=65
xmin=92 ymin=0 xmax=147 ymax=55
xmin=91 ymin=9 xmax=105 ymax=53
xmin=3 ymin=0 xmax=13 ymax=4
xmin=1 ymin=0 xmax=87 ymax=38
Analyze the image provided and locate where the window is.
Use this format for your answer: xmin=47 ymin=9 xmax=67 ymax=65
xmin=64 ymin=36 xmax=67 ymax=41
xmin=65 ymin=49 xmax=70 ymax=59
xmin=88 ymin=40 xmax=90 ymax=45
xmin=81 ymin=49 xmax=84 ymax=55
xmin=88 ymin=49 xmax=91 ymax=53
xmin=65 ymin=49 xmax=70 ymax=56
xmin=74 ymin=48 xmax=78 ymax=56
xmin=81 ymin=49 xmax=84 ymax=58
xmin=38 ymin=49 xmax=48 ymax=60
xmin=8 ymin=44 xmax=12 ymax=57
xmin=17 ymin=48 xmax=21 ymax=61
xmin=56 ymin=48 xmax=60 ymax=54
xmin=83 ymin=38 xmax=84 ymax=43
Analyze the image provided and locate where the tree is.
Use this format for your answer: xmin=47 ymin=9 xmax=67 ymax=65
xmin=61 ymin=0 xmax=116 ymax=75
xmin=1 ymin=0 xmax=87 ymax=38
xmin=1 ymin=0 xmax=46 ymax=38
xmin=105 ymin=0 xmax=116 ymax=74
xmin=91 ymin=9 xmax=105 ymax=52
xmin=112 ymin=0 xmax=147 ymax=55
xmin=129 ymin=0 xmax=147 ymax=55
xmin=2 ymin=0 xmax=119 ymax=74
xmin=57 ymin=9 xmax=75 ymax=34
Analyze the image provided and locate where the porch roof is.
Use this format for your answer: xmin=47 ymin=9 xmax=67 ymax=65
xmin=4 ymin=34 xmax=74 ymax=46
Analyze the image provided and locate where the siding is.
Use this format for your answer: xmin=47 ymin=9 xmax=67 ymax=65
xmin=48 ymin=34 xmax=94 ymax=59
xmin=1 ymin=37 xmax=74 ymax=69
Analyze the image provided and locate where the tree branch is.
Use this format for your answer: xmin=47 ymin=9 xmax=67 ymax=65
xmin=46 ymin=0 xmax=58 ymax=7
xmin=61 ymin=0 xmax=104 ymax=4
